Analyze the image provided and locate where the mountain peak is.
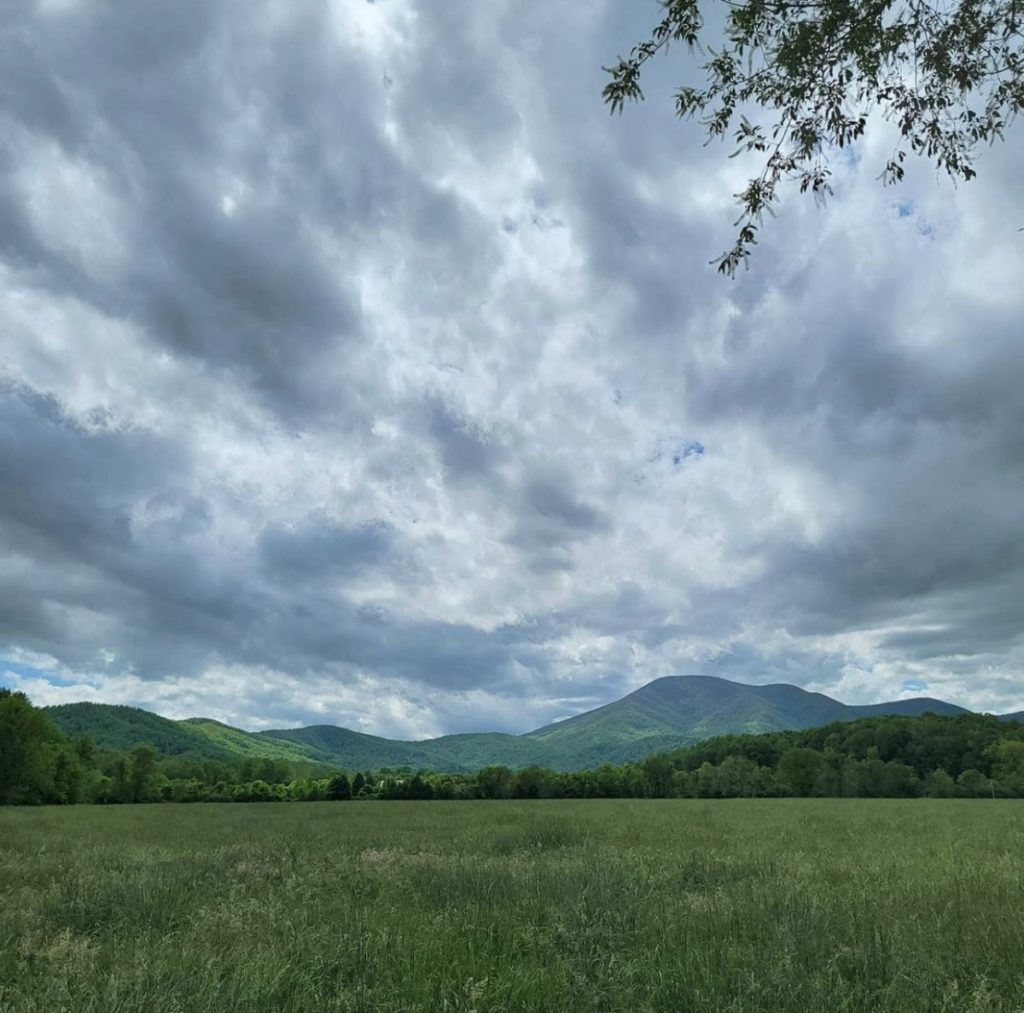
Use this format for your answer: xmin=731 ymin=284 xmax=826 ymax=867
xmin=43 ymin=675 xmax=972 ymax=772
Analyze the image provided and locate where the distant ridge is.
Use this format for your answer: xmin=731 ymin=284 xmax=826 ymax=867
xmin=43 ymin=674 xmax=988 ymax=772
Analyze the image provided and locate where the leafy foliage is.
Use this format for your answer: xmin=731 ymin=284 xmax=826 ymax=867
xmin=9 ymin=690 xmax=1024 ymax=805
xmin=0 ymin=690 xmax=75 ymax=804
xmin=44 ymin=703 xmax=234 ymax=760
xmin=603 ymin=0 xmax=1024 ymax=273
xmin=180 ymin=719 xmax=334 ymax=764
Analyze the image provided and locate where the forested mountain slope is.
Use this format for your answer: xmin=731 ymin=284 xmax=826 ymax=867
xmin=43 ymin=675 xmax=994 ymax=772
xmin=44 ymin=703 xmax=234 ymax=760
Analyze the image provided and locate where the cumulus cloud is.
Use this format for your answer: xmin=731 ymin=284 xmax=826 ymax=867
xmin=1 ymin=0 xmax=1022 ymax=734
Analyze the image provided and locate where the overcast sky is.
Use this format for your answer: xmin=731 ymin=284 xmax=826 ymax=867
xmin=2 ymin=0 xmax=1022 ymax=737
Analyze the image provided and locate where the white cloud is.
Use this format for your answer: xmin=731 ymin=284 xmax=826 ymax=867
xmin=1 ymin=0 xmax=1022 ymax=733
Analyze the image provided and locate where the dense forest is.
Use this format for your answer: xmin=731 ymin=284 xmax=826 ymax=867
xmin=3 ymin=688 xmax=1024 ymax=804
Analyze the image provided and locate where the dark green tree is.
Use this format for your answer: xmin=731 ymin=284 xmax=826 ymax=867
xmin=957 ymin=767 xmax=992 ymax=797
xmin=642 ymin=753 xmax=676 ymax=797
xmin=0 ymin=689 xmax=63 ymax=804
xmin=878 ymin=760 xmax=920 ymax=797
xmin=991 ymin=740 xmax=1024 ymax=794
xmin=476 ymin=765 xmax=513 ymax=800
xmin=923 ymin=768 xmax=957 ymax=797
xmin=513 ymin=766 xmax=552 ymax=799
xmin=777 ymin=747 xmax=825 ymax=796
xmin=129 ymin=745 xmax=160 ymax=803
xmin=73 ymin=734 xmax=97 ymax=766
xmin=109 ymin=755 xmax=132 ymax=804
xmin=594 ymin=763 xmax=625 ymax=797
xmin=406 ymin=773 xmax=434 ymax=800
xmin=859 ymin=746 xmax=888 ymax=796
xmin=326 ymin=773 xmax=352 ymax=801
xmin=839 ymin=756 xmax=865 ymax=796
xmin=688 ymin=761 xmax=719 ymax=797
xmin=716 ymin=754 xmax=766 ymax=797
xmin=604 ymin=0 xmax=1024 ymax=274
xmin=51 ymin=748 xmax=83 ymax=804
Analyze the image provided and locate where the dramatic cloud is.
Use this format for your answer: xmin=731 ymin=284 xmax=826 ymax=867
xmin=2 ymin=0 xmax=1022 ymax=734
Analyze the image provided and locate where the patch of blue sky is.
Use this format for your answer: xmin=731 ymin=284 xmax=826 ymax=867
xmin=891 ymin=200 xmax=938 ymax=238
xmin=672 ymin=440 xmax=706 ymax=465
xmin=0 ymin=658 xmax=78 ymax=688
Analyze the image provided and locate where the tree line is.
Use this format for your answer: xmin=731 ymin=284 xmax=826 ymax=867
xmin=4 ymin=688 xmax=1024 ymax=805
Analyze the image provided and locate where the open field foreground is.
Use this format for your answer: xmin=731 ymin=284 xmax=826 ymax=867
xmin=2 ymin=801 xmax=1023 ymax=1012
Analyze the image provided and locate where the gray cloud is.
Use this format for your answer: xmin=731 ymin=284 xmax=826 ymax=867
xmin=259 ymin=519 xmax=397 ymax=578
xmin=426 ymin=399 xmax=502 ymax=483
xmin=2 ymin=0 xmax=1023 ymax=733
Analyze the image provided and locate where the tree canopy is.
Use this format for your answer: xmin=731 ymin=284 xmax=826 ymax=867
xmin=4 ymin=687 xmax=1024 ymax=804
xmin=604 ymin=0 xmax=1024 ymax=274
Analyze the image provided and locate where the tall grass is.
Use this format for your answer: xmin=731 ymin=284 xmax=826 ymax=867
xmin=1 ymin=800 xmax=1022 ymax=1011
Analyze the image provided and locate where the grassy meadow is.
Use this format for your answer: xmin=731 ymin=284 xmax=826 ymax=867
xmin=1 ymin=800 xmax=1023 ymax=1012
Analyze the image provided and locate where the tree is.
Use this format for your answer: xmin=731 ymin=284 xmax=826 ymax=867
xmin=51 ymin=748 xmax=83 ymax=804
xmin=691 ymin=760 xmax=721 ymax=797
xmin=0 ymin=690 xmax=64 ymax=804
xmin=232 ymin=779 xmax=276 ymax=802
xmin=476 ymin=765 xmax=513 ymax=800
xmin=991 ymin=740 xmax=1024 ymax=795
xmin=859 ymin=746 xmax=888 ymax=796
xmin=326 ymin=773 xmax=352 ymax=801
xmin=429 ymin=775 xmax=458 ymax=800
xmin=73 ymin=734 xmax=97 ymax=767
xmin=670 ymin=768 xmax=692 ymax=797
xmin=406 ymin=773 xmax=434 ymax=800
xmin=594 ymin=763 xmax=625 ymax=797
xmin=715 ymin=754 xmax=763 ymax=797
xmin=513 ymin=766 xmax=553 ymax=799
xmin=812 ymin=752 xmax=842 ymax=796
xmin=839 ymin=756 xmax=865 ymax=796
xmin=777 ymin=747 xmax=824 ymax=795
xmin=923 ymin=768 xmax=957 ymax=797
xmin=642 ymin=753 xmax=676 ymax=797
xmin=878 ymin=760 xmax=920 ymax=797
xmin=604 ymin=0 xmax=1024 ymax=274
xmin=129 ymin=745 xmax=159 ymax=803
xmin=109 ymin=755 xmax=132 ymax=804
xmin=255 ymin=757 xmax=290 ymax=785
xmin=957 ymin=767 xmax=992 ymax=798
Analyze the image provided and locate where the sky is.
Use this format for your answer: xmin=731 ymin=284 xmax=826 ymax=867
xmin=1 ymin=0 xmax=1023 ymax=738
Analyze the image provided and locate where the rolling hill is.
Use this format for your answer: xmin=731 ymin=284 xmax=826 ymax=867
xmin=43 ymin=675 xmax=987 ymax=772
xmin=849 ymin=698 xmax=968 ymax=718
xmin=179 ymin=719 xmax=335 ymax=765
xmin=43 ymin=703 xmax=235 ymax=760
xmin=255 ymin=725 xmax=441 ymax=770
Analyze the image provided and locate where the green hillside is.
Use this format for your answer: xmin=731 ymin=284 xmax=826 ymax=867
xmin=521 ymin=677 xmax=857 ymax=768
xmin=255 ymin=725 xmax=439 ymax=770
xmin=43 ymin=676 xmax=989 ymax=773
xmin=525 ymin=679 xmax=972 ymax=769
xmin=44 ymin=703 xmax=233 ymax=760
xmin=181 ymin=719 xmax=333 ymax=765
xmin=850 ymin=698 xmax=969 ymax=718
xmin=417 ymin=732 xmax=546 ymax=771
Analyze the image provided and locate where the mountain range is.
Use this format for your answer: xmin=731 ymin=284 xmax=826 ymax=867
xmin=41 ymin=674 xmax=1018 ymax=772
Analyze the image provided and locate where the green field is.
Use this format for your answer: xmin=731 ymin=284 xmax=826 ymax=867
xmin=1 ymin=801 xmax=1022 ymax=1012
